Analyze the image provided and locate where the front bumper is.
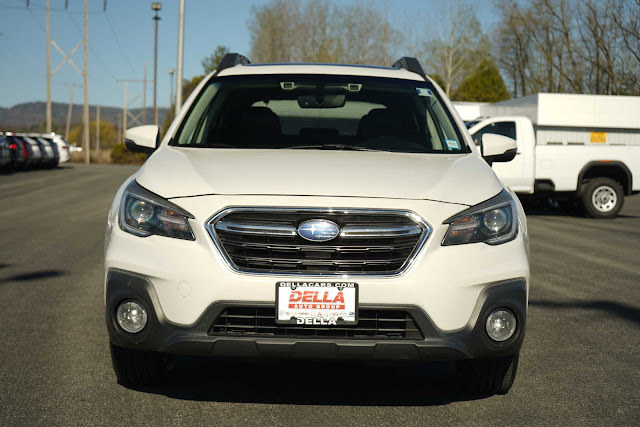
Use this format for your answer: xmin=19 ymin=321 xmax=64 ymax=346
xmin=106 ymin=270 xmax=527 ymax=361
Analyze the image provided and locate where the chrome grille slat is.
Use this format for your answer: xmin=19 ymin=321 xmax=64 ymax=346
xmin=218 ymin=239 xmax=417 ymax=252
xmin=229 ymin=255 xmax=410 ymax=265
xmin=215 ymin=220 xmax=296 ymax=236
xmin=340 ymin=224 xmax=422 ymax=238
xmin=206 ymin=208 xmax=431 ymax=276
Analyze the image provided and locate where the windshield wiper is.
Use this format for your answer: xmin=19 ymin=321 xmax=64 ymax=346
xmin=173 ymin=143 xmax=237 ymax=148
xmin=282 ymin=144 xmax=381 ymax=151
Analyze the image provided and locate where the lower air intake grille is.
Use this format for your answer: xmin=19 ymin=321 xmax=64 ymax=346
xmin=209 ymin=306 xmax=424 ymax=340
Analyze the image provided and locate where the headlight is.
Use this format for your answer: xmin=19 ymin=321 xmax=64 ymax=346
xmin=442 ymin=189 xmax=517 ymax=246
xmin=119 ymin=180 xmax=195 ymax=240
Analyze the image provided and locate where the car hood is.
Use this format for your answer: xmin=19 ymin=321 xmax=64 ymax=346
xmin=136 ymin=147 xmax=504 ymax=206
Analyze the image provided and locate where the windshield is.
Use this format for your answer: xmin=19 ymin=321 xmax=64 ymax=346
xmin=171 ymin=75 xmax=468 ymax=154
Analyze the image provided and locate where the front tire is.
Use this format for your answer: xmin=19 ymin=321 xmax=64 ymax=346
xmin=580 ymin=177 xmax=624 ymax=218
xmin=109 ymin=342 xmax=166 ymax=386
xmin=457 ymin=354 xmax=519 ymax=395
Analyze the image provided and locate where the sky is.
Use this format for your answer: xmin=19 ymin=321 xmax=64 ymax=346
xmin=0 ymin=0 xmax=499 ymax=109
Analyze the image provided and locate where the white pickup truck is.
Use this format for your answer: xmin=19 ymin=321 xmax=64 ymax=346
xmin=468 ymin=116 xmax=640 ymax=218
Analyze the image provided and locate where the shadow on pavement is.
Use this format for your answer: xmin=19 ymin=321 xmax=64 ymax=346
xmin=133 ymin=358 xmax=483 ymax=406
xmin=519 ymin=197 xmax=640 ymax=219
xmin=0 ymin=269 xmax=66 ymax=285
xmin=519 ymin=197 xmax=582 ymax=217
xmin=530 ymin=299 xmax=640 ymax=327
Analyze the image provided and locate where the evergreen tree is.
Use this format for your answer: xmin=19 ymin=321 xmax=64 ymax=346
xmin=452 ymin=58 xmax=510 ymax=102
xmin=429 ymin=74 xmax=447 ymax=91
xmin=161 ymin=75 xmax=205 ymax=136
xmin=201 ymin=46 xmax=231 ymax=74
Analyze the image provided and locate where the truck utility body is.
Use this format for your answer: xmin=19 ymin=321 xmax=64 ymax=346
xmin=466 ymin=93 xmax=640 ymax=218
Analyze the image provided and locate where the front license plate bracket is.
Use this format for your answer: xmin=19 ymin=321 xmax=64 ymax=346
xmin=275 ymin=281 xmax=358 ymax=325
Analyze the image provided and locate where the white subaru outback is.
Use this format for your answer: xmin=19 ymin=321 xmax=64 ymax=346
xmin=105 ymin=54 xmax=529 ymax=395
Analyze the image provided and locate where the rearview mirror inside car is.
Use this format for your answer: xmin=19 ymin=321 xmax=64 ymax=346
xmin=298 ymin=94 xmax=346 ymax=108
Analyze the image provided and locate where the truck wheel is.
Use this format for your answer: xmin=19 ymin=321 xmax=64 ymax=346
xmin=581 ymin=177 xmax=624 ymax=218
xmin=110 ymin=342 xmax=166 ymax=386
xmin=457 ymin=354 xmax=519 ymax=395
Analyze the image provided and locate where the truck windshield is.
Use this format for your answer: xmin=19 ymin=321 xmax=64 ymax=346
xmin=171 ymin=75 xmax=469 ymax=154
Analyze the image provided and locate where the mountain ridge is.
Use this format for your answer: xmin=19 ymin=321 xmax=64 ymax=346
xmin=0 ymin=101 xmax=168 ymax=132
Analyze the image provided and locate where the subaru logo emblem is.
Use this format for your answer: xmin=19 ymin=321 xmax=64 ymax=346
xmin=297 ymin=219 xmax=340 ymax=242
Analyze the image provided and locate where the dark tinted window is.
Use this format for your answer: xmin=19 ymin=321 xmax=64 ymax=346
xmin=172 ymin=75 xmax=469 ymax=154
xmin=471 ymin=121 xmax=516 ymax=146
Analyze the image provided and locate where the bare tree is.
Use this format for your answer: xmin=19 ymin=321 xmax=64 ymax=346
xmin=333 ymin=3 xmax=401 ymax=65
xmin=611 ymin=0 xmax=640 ymax=63
xmin=249 ymin=0 xmax=401 ymax=66
xmin=296 ymin=0 xmax=333 ymax=62
xmin=201 ymin=45 xmax=230 ymax=74
xmin=493 ymin=0 xmax=532 ymax=97
xmin=249 ymin=0 xmax=299 ymax=63
xmin=422 ymin=0 xmax=489 ymax=96
xmin=610 ymin=0 xmax=640 ymax=93
xmin=494 ymin=0 xmax=640 ymax=96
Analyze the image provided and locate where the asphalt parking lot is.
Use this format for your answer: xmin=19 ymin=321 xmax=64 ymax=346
xmin=1 ymin=163 xmax=639 ymax=425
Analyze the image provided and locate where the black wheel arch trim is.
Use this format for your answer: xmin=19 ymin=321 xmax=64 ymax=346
xmin=577 ymin=161 xmax=632 ymax=196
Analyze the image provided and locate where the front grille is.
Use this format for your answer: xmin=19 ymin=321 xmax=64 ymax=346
xmin=206 ymin=208 xmax=430 ymax=275
xmin=209 ymin=306 xmax=424 ymax=340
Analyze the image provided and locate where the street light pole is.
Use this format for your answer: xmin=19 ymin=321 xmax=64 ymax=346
xmin=168 ymin=68 xmax=175 ymax=108
xmin=175 ymin=0 xmax=185 ymax=115
xmin=152 ymin=2 xmax=162 ymax=126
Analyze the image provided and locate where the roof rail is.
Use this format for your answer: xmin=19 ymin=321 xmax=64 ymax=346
xmin=217 ymin=53 xmax=251 ymax=73
xmin=391 ymin=57 xmax=427 ymax=80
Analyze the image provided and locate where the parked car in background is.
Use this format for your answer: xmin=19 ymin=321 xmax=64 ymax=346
xmin=0 ymin=135 xmax=12 ymax=170
xmin=18 ymin=135 xmax=44 ymax=168
xmin=4 ymin=133 xmax=28 ymax=170
xmin=44 ymin=133 xmax=71 ymax=163
xmin=39 ymin=136 xmax=60 ymax=166
xmin=69 ymin=143 xmax=83 ymax=153
xmin=15 ymin=135 xmax=36 ymax=169
xmin=31 ymin=135 xmax=59 ymax=168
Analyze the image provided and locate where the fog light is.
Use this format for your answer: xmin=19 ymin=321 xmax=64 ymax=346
xmin=116 ymin=300 xmax=147 ymax=333
xmin=486 ymin=309 xmax=516 ymax=342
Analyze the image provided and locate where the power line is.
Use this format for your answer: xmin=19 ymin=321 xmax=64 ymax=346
xmin=104 ymin=12 xmax=136 ymax=73
xmin=42 ymin=0 xmax=90 ymax=163
xmin=26 ymin=5 xmax=47 ymax=33
xmin=65 ymin=8 xmax=116 ymax=81
xmin=13 ymin=0 xmax=102 ymax=14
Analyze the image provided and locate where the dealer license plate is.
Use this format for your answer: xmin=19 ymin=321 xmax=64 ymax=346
xmin=276 ymin=281 xmax=358 ymax=325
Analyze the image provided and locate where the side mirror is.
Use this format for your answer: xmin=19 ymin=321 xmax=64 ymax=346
xmin=481 ymin=133 xmax=517 ymax=165
xmin=124 ymin=125 xmax=159 ymax=154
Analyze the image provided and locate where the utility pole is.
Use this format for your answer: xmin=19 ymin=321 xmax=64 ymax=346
xmin=83 ymin=0 xmax=89 ymax=164
xmin=117 ymin=78 xmax=148 ymax=139
xmin=43 ymin=0 xmax=95 ymax=159
xmin=96 ymin=105 xmax=100 ymax=156
xmin=64 ymin=83 xmax=80 ymax=140
xmin=123 ymin=80 xmax=128 ymax=143
xmin=175 ymin=0 xmax=185 ymax=115
xmin=116 ymin=114 xmax=121 ymax=144
xmin=168 ymin=68 xmax=175 ymax=107
xmin=46 ymin=0 xmax=51 ymax=133
xmin=152 ymin=3 xmax=162 ymax=126
xmin=142 ymin=63 xmax=147 ymax=124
